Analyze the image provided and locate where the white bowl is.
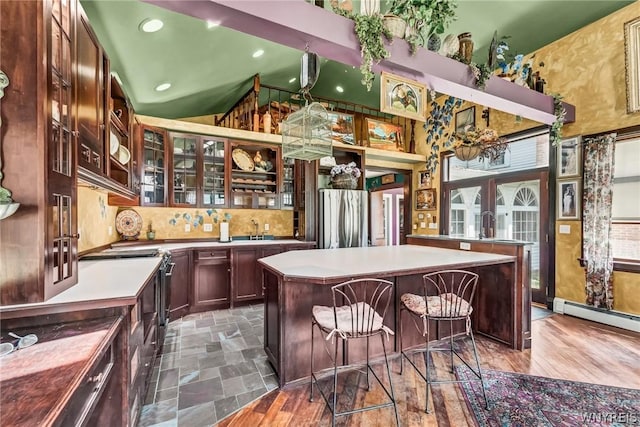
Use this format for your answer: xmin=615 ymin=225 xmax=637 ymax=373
xmin=118 ymin=146 xmax=131 ymax=165
xmin=110 ymin=131 xmax=120 ymax=155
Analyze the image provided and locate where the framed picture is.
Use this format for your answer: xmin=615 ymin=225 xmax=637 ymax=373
xmin=418 ymin=170 xmax=432 ymax=189
xmin=380 ymin=71 xmax=427 ymax=121
xmin=416 ymin=188 xmax=437 ymax=211
xmin=455 ymin=106 xmax=476 ymax=134
xmin=625 ymin=17 xmax=640 ymax=113
xmin=365 ymin=118 xmax=404 ymax=151
xmin=558 ymin=136 xmax=581 ymax=178
xmin=558 ymin=179 xmax=580 ymax=220
xmin=327 ymin=111 xmax=355 ymax=145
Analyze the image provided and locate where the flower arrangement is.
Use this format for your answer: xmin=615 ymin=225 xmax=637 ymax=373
xmin=454 ymin=125 xmax=508 ymax=162
xmin=330 ymin=162 xmax=361 ymax=179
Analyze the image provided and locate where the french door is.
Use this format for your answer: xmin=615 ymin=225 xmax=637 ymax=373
xmin=443 ymin=170 xmax=550 ymax=304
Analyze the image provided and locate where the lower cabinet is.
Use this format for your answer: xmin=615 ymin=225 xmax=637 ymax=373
xmin=232 ymin=246 xmax=283 ymax=304
xmin=193 ymin=250 xmax=230 ymax=312
xmin=169 ymin=249 xmax=191 ymax=319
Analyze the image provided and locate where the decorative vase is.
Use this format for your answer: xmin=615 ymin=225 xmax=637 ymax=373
xmin=331 ymin=173 xmax=357 ymax=189
xmin=454 ymin=144 xmax=482 ymax=161
xmin=427 ymin=33 xmax=441 ymax=52
xmin=457 ymin=32 xmax=474 ymax=63
xmin=382 ymin=15 xmax=406 ymax=39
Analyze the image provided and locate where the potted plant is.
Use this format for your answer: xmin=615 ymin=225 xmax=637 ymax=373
xmin=146 ymin=221 xmax=156 ymax=240
xmin=330 ymin=162 xmax=361 ymax=189
xmin=386 ymin=0 xmax=457 ymax=54
xmin=334 ymin=8 xmax=392 ymax=91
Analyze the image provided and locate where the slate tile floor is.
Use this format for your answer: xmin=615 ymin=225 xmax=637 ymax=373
xmin=138 ymin=304 xmax=278 ymax=427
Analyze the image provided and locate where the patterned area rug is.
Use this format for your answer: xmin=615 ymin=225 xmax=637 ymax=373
xmin=457 ymin=365 xmax=640 ymax=426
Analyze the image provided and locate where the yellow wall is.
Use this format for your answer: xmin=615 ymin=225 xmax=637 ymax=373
xmin=78 ymin=187 xmax=293 ymax=251
xmin=414 ymin=2 xmax=640 ymax=314
xmin=77 ymin=186 xmax=120 ymax=252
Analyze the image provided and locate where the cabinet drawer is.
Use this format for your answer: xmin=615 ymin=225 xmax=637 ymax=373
xmin=60 ymin=342 xmax=115 ymax=427
xmin=196 ymin=249 xmax=228 ymax=260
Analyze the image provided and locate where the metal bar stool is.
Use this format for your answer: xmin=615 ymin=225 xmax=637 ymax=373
xmin=399 ymin=270 xmax=489 ymax=413
xmin=309 ymin=278 xmax=399 ymax=427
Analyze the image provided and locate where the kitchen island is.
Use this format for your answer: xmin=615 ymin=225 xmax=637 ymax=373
xmin=259 ymin=245 xmax=526 ymax=386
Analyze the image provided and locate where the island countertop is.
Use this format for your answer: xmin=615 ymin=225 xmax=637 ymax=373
xmin=258 ymin=244 xmax=516 ymax=283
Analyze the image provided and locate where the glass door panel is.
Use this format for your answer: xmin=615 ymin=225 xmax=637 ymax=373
xmin=172 ymin=135 xmax=198 ymax=206
xmin=448 ymin=185 xmax=482 ymax=238
xmin=202 ymin=138 xmax=225 ymax=206
xmin=142 ymin=128 xmax=166 ymax=205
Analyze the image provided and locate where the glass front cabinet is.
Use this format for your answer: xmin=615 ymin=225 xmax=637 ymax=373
xmin=169 ymin=133 xmax=227 ymax=207
xmin=140 ymin=125 xmax=167 ymax=206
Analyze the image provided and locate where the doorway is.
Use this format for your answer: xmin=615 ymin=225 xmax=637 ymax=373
xmin=367 ymin=169 xmax=410 ymax=246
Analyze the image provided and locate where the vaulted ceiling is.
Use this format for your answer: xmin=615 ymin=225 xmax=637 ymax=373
xmin=81 ymin=0 xmax=633 ymax=119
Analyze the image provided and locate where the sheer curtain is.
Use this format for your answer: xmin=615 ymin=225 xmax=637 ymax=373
xmin=582 ymin=133 xmax=617 ymax=309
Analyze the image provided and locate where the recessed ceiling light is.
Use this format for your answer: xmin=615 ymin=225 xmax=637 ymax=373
xmin=289 ymin=77 xmax=296 ymax=83
xmin=252 ymin=49 xmax=264 ymax=58
xmin=336 ymin=86 xmax=344 ymax=93
xmin=155 ymin=82 xmax=171 ymax=92
xmin=139 ymin=18 xmax=164 ymax=33
xmin=206 ymin=20 xmax=220 ymax=29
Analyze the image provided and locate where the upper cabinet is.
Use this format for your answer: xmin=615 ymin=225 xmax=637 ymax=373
xmin=76 ymin=6 xmax=106 ymax=175
xmin=107 ymin=76 xmax=135 ymax=189
xmin=169 ymin=133 xmax=227 ymax=207
xmin=140 ymin=125 xmax=168 ymax=206
xmin=0 ymin=0 xmax=79 ymax=303
xmin=229 ymin=141 xmax=279 ymax=209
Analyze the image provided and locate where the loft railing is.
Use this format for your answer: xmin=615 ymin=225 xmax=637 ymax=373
xmin=215 ymin=75 xmax=418 ymax=153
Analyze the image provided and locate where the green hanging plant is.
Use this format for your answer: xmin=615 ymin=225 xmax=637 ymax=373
xmin=424 ymin=93 xmax=463 ymax=174
xmin=550 ymin=93 xmax=566 ymax=146
xmin=335 ymin=8 xmax=392 ymax=91
xmin=469 ymin=62 xmax=492 ymax=90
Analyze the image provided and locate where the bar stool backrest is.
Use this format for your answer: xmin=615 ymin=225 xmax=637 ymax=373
xmin=330 ymin=278 xmax=394 ymax=338
xmin=422 ymin=270 xmax=479 ymax=318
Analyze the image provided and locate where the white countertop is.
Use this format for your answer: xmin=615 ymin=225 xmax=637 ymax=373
xmin=0 ymin=240 xmax=311 ymax=313
xmin=259 ymin=244 xmax=515 ymax=280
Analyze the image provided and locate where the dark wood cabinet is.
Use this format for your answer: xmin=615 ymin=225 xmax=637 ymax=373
xmin=140 ymin=125 xmax=168 ymax=206
xmin=0 ymin=0 xmax=79 ymax=304
xmin=232 ymin=248 xmax=260 ymax=302
xmin=107 ymin=75 xmax=135 ymax=190
xmin=229 ymin=141 xmax=280 ymax=209
xmin=76 ymin=5 xmax=106 ymax=175
xmin=193 ymin=250 xmax=230 ymax=311
xmin=169 ymin=133 xmax=227 ymax=207
xmin=169 ymin=250 xmax=191 ymax=319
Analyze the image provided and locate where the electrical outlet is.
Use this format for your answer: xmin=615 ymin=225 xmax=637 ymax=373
xmin=184 ymin=224 xmax=191 ymax=232
xmin=559 ymin=225 xmax=571 ymax=234
xmin=264 ymin=223 xmax=270 ymax=231
xmin=204 ymin=223 xmax=213 ymax=232
xmin=428 ymin=223 xmax=438 ymax=229
xmin=460 ymin=242 xmax=471 ymax=250
xmin=412 ymin=223 xmax=418 ymax=230
xmin=420 ymin=222 xmax=426 ymax=228
xmin=108 ymin=226 xmax=113 ymax=236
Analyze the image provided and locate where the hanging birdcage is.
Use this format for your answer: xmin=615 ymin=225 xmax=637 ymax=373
xmin=281 ymin=102 xmax=332 ymax=161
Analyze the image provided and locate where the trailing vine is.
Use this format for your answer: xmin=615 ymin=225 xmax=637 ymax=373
xmin=550 ymin=93 xmax=566 ymax=146
xmin=424 ymin=93 xmax=463 ymax=174
xmin=470 ymin=62 xmax=492 ymax=90
xmin=334 ymin=8 xmax=392 ymax=91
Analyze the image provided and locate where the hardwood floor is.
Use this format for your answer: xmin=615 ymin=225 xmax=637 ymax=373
xmin=216 ymin=314 xmax=640 ymax=426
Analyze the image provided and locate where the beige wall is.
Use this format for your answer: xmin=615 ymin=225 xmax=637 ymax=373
xmin=77 ymin=184 xmax=293 ymax=251
xmin=413 ymin=2 xmax=640 ymax=314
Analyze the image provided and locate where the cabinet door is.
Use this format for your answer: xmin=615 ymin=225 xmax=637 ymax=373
xmin=169 ymin=250 xmax=190 ymax=319
xmin=202 ymin=137 xmax=227 ymax=207
xmin=76 ymin=7 xmax=106 ymax=174
xmin=193 ymin=258 xmax=230 ymax=311
xmin=259 ymin=246 xmax=283 ymax=299
xmin=232 ymin=248 xmax=260 ymax=302
xmin=48 ymin=0 xmax=78 ymax=298
xmin=140 ymin=125 xmax=167 ymax=206
xmin=170 ymin=133 xmax=199 ymax=207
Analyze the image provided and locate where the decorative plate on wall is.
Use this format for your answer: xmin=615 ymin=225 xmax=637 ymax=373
xmin=115 ymin=209 xmax=143 ymax=240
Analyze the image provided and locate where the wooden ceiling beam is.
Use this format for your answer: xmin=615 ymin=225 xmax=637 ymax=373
xmin=142 ymin=0 xmax=575 ymax=125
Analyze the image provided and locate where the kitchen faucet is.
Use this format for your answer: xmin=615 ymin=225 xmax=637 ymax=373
xmin=250 ymin=219 xmax=263 ymax=240
xmin=479 ymin=210 xmax=495 ymax=239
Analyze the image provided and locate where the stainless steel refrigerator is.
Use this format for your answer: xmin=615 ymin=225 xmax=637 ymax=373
xmin=318 ymin=189 xmax=368 ymax=249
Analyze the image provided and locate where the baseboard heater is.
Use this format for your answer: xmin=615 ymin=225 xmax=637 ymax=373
xmin=553 ymin=298 xmax=640 ymax=333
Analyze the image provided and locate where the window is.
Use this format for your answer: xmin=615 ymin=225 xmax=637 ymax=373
xmin=449 ymin=189 xmax=465 ymax=237
xmin=513 ymin=187 xmax=539 ymax=242
xmin=611 ymin=136 xmax=640 ymax=262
